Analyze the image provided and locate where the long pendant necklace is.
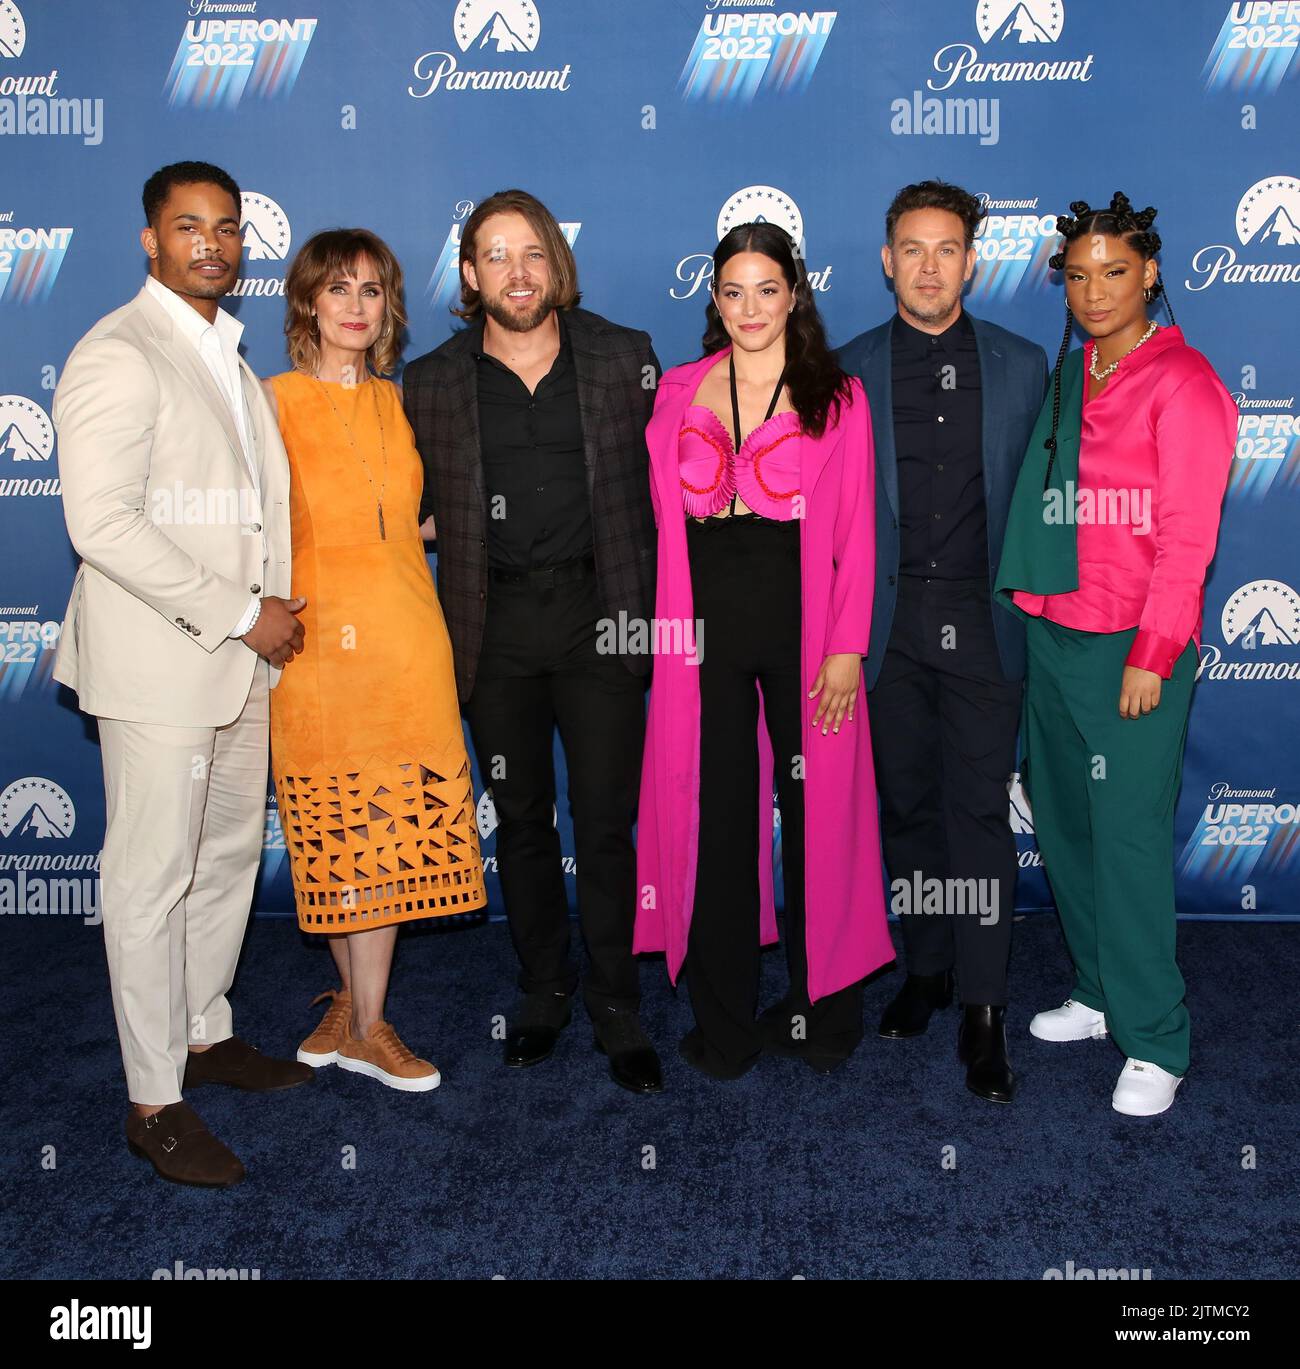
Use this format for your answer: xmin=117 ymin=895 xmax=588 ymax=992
xmin=1090 ymin=320 xmax=1157 ymax=382
xmin=316 ymin=375 xmax=388 ymax=539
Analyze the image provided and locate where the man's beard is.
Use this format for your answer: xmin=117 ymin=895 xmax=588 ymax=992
xmin=184 ymin=273 xmax=232 ymax=301
xmin=482 ymin=284 xmax=554 ymax=334
xmin=900 ymin=283 xmax=960 ymax=327
xmin=162 ymin=255 xmax=235 ymax=301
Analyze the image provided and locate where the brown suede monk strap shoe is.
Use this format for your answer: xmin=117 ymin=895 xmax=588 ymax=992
xmin=183 ymin=1036 xmax=314 ymax=1092
xmin=125 ymin=1102 xmax=244 ymax=1188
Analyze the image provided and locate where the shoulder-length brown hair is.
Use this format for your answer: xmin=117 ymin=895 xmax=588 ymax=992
xmin=284 ymin=228 xmax=407 ymax=376
xmin=454 ymin=189 xmax=581 ymax=320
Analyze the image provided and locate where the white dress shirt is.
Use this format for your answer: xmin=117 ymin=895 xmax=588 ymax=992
xmin=143 ymin=275 xmax=264 ymax=637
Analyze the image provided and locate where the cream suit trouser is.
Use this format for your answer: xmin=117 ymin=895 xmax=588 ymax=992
xmin=96 ymin=661 xmax=270 ymax=1104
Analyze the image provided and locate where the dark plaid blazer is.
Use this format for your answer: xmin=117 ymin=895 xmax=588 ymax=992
xmin=402 ymin=307 xmax=659 ymax=702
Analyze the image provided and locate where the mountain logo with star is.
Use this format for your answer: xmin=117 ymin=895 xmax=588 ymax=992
xmin=976 ymin=0 xmax=1064 ymax=46
xmin=1222 ymin=580 xmax=1300 ymax=648
xmin=0 ymin=396 xmax=54 ymax=463
xmin=0 ymin=777 xmax=75 ymax=840
xmin=454 ymin=0 xmax=540 ymax=54
xmin=1236 ymin=177 xmax=1300 ymax=250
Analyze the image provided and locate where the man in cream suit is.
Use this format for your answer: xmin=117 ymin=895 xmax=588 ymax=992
xmin=54 ymin=161 xmax=310 ymax=1188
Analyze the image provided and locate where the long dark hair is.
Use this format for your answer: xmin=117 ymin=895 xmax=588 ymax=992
xmin=1042 ymin=190 xmax=1175 ymax=487
xmin=702 ymin=222 xmax=851 ymax=439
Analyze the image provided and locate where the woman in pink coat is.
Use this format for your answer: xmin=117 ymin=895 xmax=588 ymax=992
xmin=634 ymin=222 xmax=893 ymax=1079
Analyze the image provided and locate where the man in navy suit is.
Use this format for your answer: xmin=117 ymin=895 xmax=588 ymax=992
xmin=837 ymin=181 xmax=1048 ymax=1103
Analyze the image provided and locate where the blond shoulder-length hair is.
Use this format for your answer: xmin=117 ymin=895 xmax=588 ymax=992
xmin=284 ymin=228 xmax=407 ymax=377
xmin=454 ymin=189 xmax=581 ymax=320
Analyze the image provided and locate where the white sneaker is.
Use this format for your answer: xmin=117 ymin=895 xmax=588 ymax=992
xmin=1112 ymin=1058 xmax=1183 ymax=1116
xmin=1029 ymin=998 xmax=1107 ymax=1042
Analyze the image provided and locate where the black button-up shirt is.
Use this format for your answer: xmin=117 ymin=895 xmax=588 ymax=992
xmin=890 ymin=310 xmax=987 ymax=580
xmin=474 ymin=313 xmax=592 ymax=570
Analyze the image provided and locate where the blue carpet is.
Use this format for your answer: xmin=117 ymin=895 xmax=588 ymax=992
xmin=2 ymin=913 xmax=1295 ymax=1280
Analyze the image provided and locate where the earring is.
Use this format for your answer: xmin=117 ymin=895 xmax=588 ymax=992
xmin=1143 ymin=286 xmax=1154 ymax=303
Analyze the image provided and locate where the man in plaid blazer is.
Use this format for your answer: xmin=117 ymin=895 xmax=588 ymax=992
xmin=403 ymin=190 xmax=662 ymax=1094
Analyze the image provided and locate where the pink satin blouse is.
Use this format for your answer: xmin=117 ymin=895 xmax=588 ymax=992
xmin=1011 ymin=326 xmax=1236 ymax=678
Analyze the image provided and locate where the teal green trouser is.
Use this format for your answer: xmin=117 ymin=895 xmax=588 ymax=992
xmin=1023 ymin=617 xmax=1196 ymax=1076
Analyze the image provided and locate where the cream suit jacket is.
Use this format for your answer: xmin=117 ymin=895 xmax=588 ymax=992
xmin=52 ymin=283 xmax=292 ymax=726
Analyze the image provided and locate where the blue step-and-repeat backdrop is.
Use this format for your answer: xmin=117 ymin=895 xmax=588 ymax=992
xmin=1 ymin=0 xmax=1298 ymax=924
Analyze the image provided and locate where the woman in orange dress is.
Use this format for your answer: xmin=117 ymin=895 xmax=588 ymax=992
xmin=264 ymin=228 xmax=485 ymax=1091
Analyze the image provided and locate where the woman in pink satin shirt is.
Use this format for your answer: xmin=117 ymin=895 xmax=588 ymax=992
xmin=996 ymin=193 xmax=1237 ymax=1117
xmin=634 ymin=222 xmax=892 ymax=1079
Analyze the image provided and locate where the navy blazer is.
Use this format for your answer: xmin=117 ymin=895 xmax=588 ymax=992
xmin=837 ymin=312 xmax=1048 ymax=688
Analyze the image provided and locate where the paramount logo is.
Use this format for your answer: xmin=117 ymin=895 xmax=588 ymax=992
xmin=0 ymin=475 xmax=59 ymax=496
xmin=226 ymin=277 xmax=285 ymax=297
xmin=408 ymin=51 xmax=571 ymax=94
xmin=927 ymin=46 xmax=1093 ymax=90
xmin=1199 ymin=578 xmax=1300 ymax=682
xmin=233 ymin=190 xmax=290 ymax=299
xmin=924 ymin=0 xmax=1093 ymax=92
xmin=0 ymin=419 xmax=44 ymax=460
xmin=1187 ymin=176 xmax=1300 ymax=290
xmin=977 ymin=194 xmax=1041 ymax=210
xmin=409 ymin=0 xmax=571 ymax=96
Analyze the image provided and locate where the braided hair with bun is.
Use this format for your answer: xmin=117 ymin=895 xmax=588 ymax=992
xmin=1042 ymin=191 xmax=1175 ymax=488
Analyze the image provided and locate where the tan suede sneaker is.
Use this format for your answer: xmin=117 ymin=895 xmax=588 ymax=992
xmin=337 ymin=1020 xmax=441 ymax=1092
xmin=297 ymin=988 xmax=352 ymax=1067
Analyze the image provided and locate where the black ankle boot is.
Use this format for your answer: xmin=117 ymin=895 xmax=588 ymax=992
xmin=878 ymin=969 xmax=954 ymax=1039
xmin=957 ymin=1004 xmax=1016 ymax=1103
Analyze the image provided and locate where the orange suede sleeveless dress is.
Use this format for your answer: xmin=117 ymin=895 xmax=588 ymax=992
xmin=268 ymin=370 xmax=486 ymax=931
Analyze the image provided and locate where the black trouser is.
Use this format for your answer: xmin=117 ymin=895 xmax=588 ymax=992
xmin=867 ymin=575 xmax=1022 ymax=1006
xmin=685 ymin=516 xmax=863 ymax=1075
xmin=463 ymin=561 xmax=646 ymax=1016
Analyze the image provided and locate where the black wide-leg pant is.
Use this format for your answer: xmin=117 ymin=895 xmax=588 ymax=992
xmin=684 ymin=515 xmax=863 ymax=1077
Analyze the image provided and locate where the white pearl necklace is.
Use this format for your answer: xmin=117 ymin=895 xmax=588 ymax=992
xmin=1090 ymin=321 xmax=1158 ymax=382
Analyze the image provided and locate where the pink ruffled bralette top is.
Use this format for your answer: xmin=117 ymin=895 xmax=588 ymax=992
xmin=677 ymin=405 xmax=802 ymax=521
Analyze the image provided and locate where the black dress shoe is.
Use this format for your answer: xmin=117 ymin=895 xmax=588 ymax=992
xmin=504 ymin=992 xmax=571 ymax=1068
xmin=878 ymin=970 xmax=954 ymax=1038
xmin=957 ymin=1003 xmax=1016 ymax=1103
xmin=592 ymin=1007 xmax=663 ymax=1095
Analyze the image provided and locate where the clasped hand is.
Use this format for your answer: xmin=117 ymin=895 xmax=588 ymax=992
xmin=242 ymin=596 xmax=307 ymax=668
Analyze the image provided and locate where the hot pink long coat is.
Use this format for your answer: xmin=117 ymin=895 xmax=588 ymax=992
xmin=633 ymin=350 xmax=893 ymax=1002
